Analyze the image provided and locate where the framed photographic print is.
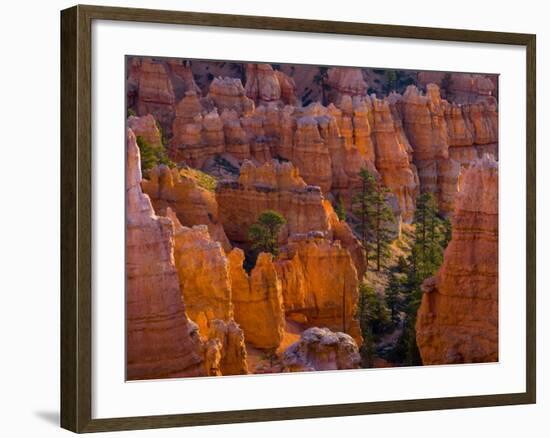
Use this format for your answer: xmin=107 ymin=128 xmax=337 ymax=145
xmin=60 ymin=4 xmax=536 ymax=433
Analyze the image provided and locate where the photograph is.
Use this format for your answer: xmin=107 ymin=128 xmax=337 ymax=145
xmin=125 ymin=57 xmax=499 ymax=380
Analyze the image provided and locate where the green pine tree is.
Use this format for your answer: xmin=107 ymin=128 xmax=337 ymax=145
xmin=248 ymin=210 xmax=287 ymax=256
xmin=385 ymin=273 xmax=403 ymax=325
xmin=352 ymin=168 xmax=395 ymax=272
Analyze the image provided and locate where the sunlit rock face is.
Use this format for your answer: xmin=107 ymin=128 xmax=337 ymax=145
xmin=216 ymin=160 xmax=331 ymax=243
xmin=166 ymin=209 xmax=249 ymax=375
xmin=169 ymin=217 xmax=233 ymax=338
xmin=228 ymin=249 xmax=285 ymax=350
xmin=416 ymin=155 xmax=498 ymax=365
xmin=275 ymin=235 xmax=362 ymax=346
xmin=126 ymin=129 xmax=205 ymax=380
xmin=206 ymin=319 xmax=249 ymax=376
xmin=142 ymin=165 xmax=231 ymax=251
xmin=396 ymin=83 xmax=495 ymax=216
xmin=282 ymin=327 xmax=361 ymax=372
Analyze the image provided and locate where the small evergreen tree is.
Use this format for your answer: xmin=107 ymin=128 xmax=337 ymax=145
xmin=388 ymin=192 xmax=453 ymax=366
xmin=385 ymin=273 xmax=403 ymax=325
xmin=352 ymin=168 xmax=395 ymax=271
xmin=248 ymin=210 xmax=287 ymax=256
xmin=135 ymin=135 xmax=175 ymax=176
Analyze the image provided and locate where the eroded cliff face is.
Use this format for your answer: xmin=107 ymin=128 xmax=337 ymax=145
xmin=216 ymin=160 xmax=331 ymax=243
xmin=228 ymin=249 xmax=286 ymax=349
xmin=130 ymin=58 xmax=176 ymax=137
xmin=282 ymin=327 xmax=361 ymax=372
xmin=127 ymin=114 xmax=163 ymax=148
xmin=396 ymin=84 xmax=497 ymax=215
xmin=417 ymin=71 xmax=497 ymax=105
xmin=141 ymin=164 xmax=231 ymax=251
xmin=166 ymin=209 xmax=249 ymax=375
xmin=126 ymin=129 xmax=205 ymax=380
xmin=245 ymin=63 xmax=298 ymax=106
xmin=275 ymin=235 xmax=362 ymax=345
xmin=416 ymin=155 xmax=498 ymax=364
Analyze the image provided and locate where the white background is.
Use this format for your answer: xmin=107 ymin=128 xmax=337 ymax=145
xmin=93 ymin=20 xmax=526 ymax=418
xmin=0 ymin=0 xmax=546 ymax=437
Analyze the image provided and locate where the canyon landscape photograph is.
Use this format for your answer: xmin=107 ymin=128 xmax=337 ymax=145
xmin=126 ymin=57 xmax=499 ymax=381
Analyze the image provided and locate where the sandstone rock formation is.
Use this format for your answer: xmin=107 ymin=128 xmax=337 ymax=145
xmin=326 ymin=67 xmax=368 ymax=103
xmin=141 ymin=164 xmax=231 ymax=250
xmin=126 ymin=129 xmax=205 ymax=380
xmin=127 ymin=114 xmax=163 ymax=148
xmin=282 ymin=327 xmax=361 ymax=372
xmin=208 ymin=76 xmax=255 ymax=115
xmin=417 ymin=71 xmax=497 ymax=104
xmin=245 ymin=63 xmax=298 ymax=106
xmin=167 ymin=210 xmax=249 ymax=374
xmin=416 ymin=155 xmax=498 ymax=364
xmin=275 ymin=234 xmax=362 ymax=345
xmin=216 ymin=160 xmax=330 ymax=243
xmin=132 ymin=58 xmax=176 ymax=136
xmin=207 ymin=319 xmax=249 ymax=376
xmin=168 ymin=217 xmax=233 ymax=338
xmin=228 ymin=249 xmax=285 ymax=349
xmin=398 ymin=83 xmax=498 ymax=214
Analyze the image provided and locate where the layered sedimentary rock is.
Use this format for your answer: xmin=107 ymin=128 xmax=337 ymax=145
xmin=369 ymin=95 xmax=419 ymax=221
xmin=133 ymin=58 xmax=176 ymax=136
xmin=167 ymin=211 xmax=249 ymax=373
xmin=169 ymin=216 xmax=233 ymax=337
xmin=245 ymin=63 xmax=298 ymax=106
xmin=228 ymin=249 xmax=285 ymax=349
xmin=282 ymin=327 xmax=361 ymax=372
xmin=275 ymin=235 xmax=362 ymax=345
xmin=141 ymin=165 xmax=231 ymax=250
xmin=126 ymin=129 xmax=205 ymax=380
xmin=417 ymin=71 xmax=497 ymax=104
xmin=416 ymin=155 xmax=498 ymax=364
xmin=326 ymin=67 xmax=368 ymax=103
xmin=324 ymin=200 xmax=367 ymax=280
xmin=217 ymin=160 xmax=330 ymax=243
xmin=127 ymin=114 xmax=163 ymax=148
xmin=208 ymin=76 xmax=255 ymax=115
xmin=207 ymin=319 xmax=249 ymax=375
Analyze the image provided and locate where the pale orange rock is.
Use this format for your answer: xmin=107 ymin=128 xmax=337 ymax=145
xmin=245 ymin=63 xmax=298 ymax=106
xmin=400 ymin=84 xmax=449 ymax=163
xmin=416 ymin=155 xmax=498 ymax=364
xmin=141 ymin=165 xmax=231 ymax=251
xmin=167 ymin=211 xmax=250 ymax=374
xmin=370 ymin=95 xmax=419 ymax=222
xmin=135 ymin=58 xmax=176 ymax=136
xmin=220 ymin=109 xmax=251 ymax=160
xmin=323 ymin=200 xmax=367 ymax=281
xmin=208 ymin=319 xmax=249 ymax=375
xmin=216 ymin=160 xmax=330 ymax=243
xmin=127 ymin=114 xmax=163 ymax=148
xmin=326 ymin=67 xmax=368 ymax=103
xmin=275 ymin=235 xmax=362 ymax=345
xmin=282 ymin=327 xmax=361 ymax=372
xmin=228 ymin=249 xmax=285 ymax=349
xmin=169 ymin=217 xmax=233 ymax=338
xmin=126 ymin=128 xmax=205 ymax=380
xmin=417 ymin=72 xmax=497 ymax=104
xmin=208 ymin=76 xmax=255 ymax=115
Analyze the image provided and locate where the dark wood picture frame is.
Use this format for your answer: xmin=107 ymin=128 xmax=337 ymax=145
xmin=61 ymin=4 xmax=536 ymax=433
